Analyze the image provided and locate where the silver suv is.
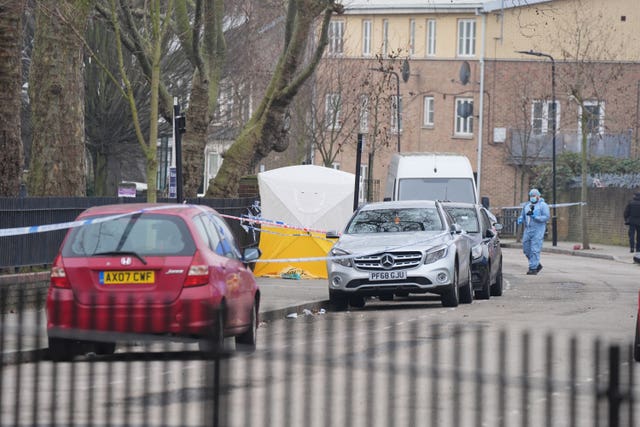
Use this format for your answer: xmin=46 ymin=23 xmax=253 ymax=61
xmin=326 ymin=200 xmax=472 ymax=310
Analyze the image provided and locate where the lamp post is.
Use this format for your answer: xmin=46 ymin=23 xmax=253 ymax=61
xmin=369 ymin=64 xmax=404 ymax=152
xmin=517 ymin=49 xmax=557 ymax=247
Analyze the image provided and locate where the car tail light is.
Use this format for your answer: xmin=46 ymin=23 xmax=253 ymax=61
xmin=50 ymin=255 xmax=71 ymax=289
xmin=184 ymin=250 xmax=209 ymax=287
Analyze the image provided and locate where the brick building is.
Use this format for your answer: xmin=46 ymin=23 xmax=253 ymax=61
xmin=310 ymin=0 xmax=640 ymax=215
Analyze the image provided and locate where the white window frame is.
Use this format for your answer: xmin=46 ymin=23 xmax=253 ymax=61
xmin=531 ymin=100 xmax=560 ymax=135
xmin=391 ymin=95 xmax=403 ymax=133
xmin=457 ymin=19 xmax=476 ymax=57
xmin=325 ymin=93 xmax=342 ymax=130
xmin=409 ymin=19 xmax=416 ymax=57
xmin=579 ymin=100 xmax=605 ymax=135
xmin=382 ymin=19 xmax=389 ymax=56
xmin=362 ymin=20 xmax=372 ymax=56
xmin=328 ymin=20 xmax=344 ymax=55
xmin=423 ymin=96 xmax=435 ymax=127
xmin=359 ymin=94 xmax=369 ymax=133
xmin=455 ymin=97 xmax=474 ymax=136
xmin=426 ymin=19 xmax=436 ymax=56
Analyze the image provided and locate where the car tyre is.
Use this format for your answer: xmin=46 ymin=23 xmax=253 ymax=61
xmin=236 ymin=300 xmax=258 ymax=353
xmin=329 ymin=290 xmax=349 ymax=311
xmin=475 ymin=268 xmax=491 ymax=300
xmin=93 ymin=341 xmax=116 ymax=356
xmin=348 ymin=295 xmax=366 ymax=309
xmin=490 ymin=261 xmax=504 ymax=297
xmin=48 ymin=337 xmax=78 ymax=362
xmin=199 ymin=306 xmax=225 ymax=355
xmin=441 ymin=265 xmax=459 ymax=308
xmin=459 ymin=260 xmax=474 ymax=304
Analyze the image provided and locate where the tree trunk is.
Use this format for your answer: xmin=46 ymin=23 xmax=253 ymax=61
xmin=28 ymin=1 xmax=94 ymax=196
xmin=0 ymin=0 xmax=26 ymax=196
xmin=208 ymin=0 xmax=337 ymax=197
xmin=182 ymin=72 xmax=210 ymax=197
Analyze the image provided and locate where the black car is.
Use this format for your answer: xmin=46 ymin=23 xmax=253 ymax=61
xmin=442 ymin=202 xmax=503 ymax=299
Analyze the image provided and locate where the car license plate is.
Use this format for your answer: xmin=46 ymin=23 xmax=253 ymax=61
xmin=99 ymin=270 xmax=155 ymax=285
xmin=369 ymin=271 xmax=406 ymax=281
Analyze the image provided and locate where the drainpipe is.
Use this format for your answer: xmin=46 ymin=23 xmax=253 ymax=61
xmin=476 ymin=11 xmax=487 ymax=197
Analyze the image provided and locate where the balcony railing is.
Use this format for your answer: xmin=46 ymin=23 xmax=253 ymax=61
xmin=507 ymin=129 xmax=632 ymax=165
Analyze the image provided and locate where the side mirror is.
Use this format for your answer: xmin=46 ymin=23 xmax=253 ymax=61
xmin=383 ymin=197 xmax=391 ymax=202
xmin=450 ymin=223 xmax=462 ymax=234
xmin=243 ymin=247 xmax=261 ymax=263
xmin=494 ymin=223 xmax=503 ymax=232
xmin=481 ymin=196 xmax=490 ymax=209
xmin=326 ymin=230 xmax=340 ymax=239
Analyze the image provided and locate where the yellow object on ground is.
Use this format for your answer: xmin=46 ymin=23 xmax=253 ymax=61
xmin=253 ymin=226 xmax=333 ymax=279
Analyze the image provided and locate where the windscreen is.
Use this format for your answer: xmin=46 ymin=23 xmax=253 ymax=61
xmin=444 ymin=207 xmax=479 ymax=233
xmin=62 ymin=213 xmax=196 ymax=257
xmin=398 ymin=178 xmax=476 ymax=203
xmin=346 ymin=207 xmax=443 ymax=234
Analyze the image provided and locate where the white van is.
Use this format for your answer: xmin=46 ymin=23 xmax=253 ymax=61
xmin=384 ymin=152 xmax=479 ymax=204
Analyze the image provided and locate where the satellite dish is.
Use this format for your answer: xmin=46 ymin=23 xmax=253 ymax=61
xmin=459 ymin=61 xmax=470 ymax=85
xmin=401 ymin=59 xmax=410 ymax=83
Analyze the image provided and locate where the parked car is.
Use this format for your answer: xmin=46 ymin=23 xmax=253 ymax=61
xmin=326 ymin=200 xmax=472 ymax=309
xmin=46 ymin=203 xmax=261 ymax=360
xmin=442 ymin=202 xmax=504 ymax=299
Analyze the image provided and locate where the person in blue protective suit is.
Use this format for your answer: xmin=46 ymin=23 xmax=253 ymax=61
xmin=517 ymin=188 xmax=550 ymax=275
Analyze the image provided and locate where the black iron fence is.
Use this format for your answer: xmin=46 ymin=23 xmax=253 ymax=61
xmin=498 ymin=208 xmax=521 ymax=237
xmin=0 ymin=197 xmax=259 ymax=270
xmin=1 ymin=289 xmax=637 ymax=427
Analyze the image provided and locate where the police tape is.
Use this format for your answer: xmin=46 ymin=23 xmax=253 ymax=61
xmin=499 ymin=202 xmax=586 ymax=210
xmin=219 ymin=213 xmax=331 ymax=235
xmin=0 ymin=204 xmax=193 ymax=238
xmin=252 ymin=231 xmax=449 ymax=263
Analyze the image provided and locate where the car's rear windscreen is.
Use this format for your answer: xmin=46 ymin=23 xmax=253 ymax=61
xmin=62 ymin=213 xmax=196 ymax=257
xmin=398 ymin=178 xmax=476 ymax=203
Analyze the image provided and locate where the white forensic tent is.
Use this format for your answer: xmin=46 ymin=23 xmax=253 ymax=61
xmin=253 ymin=165 xmax=355 ymax=278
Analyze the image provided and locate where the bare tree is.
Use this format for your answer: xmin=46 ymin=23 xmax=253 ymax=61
xmin=501 ymin=64 xmax=551 ymax=207
xmin=106 ymin=0 xmax=174 ymax=202
xmin=363 ymin=53 xmax=406 ymax=202
xmin=0 ymin=0 xmax=26 ymax=196
xmin=548 ymin=0 xmax=626 ymax=249
xmin=28 ymin=1 xmax=95 ymax=196
xmin=207 ymin=0 xmax=343 ymax=197
xmin=302 ymin=57 xmax=364 ymax=167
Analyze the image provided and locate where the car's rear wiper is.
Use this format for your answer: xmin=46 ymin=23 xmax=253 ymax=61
xmin=92 ymin=251 xmax=147 ymax=265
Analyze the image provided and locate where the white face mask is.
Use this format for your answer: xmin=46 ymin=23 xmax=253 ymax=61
xmin=530 ymin=197 xmax=537 ymax=203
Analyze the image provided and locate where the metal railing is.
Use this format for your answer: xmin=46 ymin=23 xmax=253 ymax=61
xmin=1 ymin=289 xmax=636 ymax=427
xmin=0 ymin=197 xmax=260 ymax=270
xmin=508 ymin=130 xmax=632 ymax=164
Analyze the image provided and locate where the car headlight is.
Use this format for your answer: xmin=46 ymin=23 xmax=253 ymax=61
xmin=424 ymin=246 xmax=447 ymax=264
xmin=471 ymin=244 xmax=483 ymax=260
xmin=330 ymin=248 xmax=353 ymax=267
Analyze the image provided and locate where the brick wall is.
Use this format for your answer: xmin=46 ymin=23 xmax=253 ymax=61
xmin=561 ymin=187 xmax=640 ymax=246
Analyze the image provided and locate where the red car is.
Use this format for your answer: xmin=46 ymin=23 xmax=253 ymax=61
xmin=46 ymin=203 xmax=261 ymax=360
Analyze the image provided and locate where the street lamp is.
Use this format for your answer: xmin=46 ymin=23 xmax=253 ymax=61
xmin=517 ymin=49 xmax=557 ymax=247
xmin=369 ymin=59 xmax=409 ymax=152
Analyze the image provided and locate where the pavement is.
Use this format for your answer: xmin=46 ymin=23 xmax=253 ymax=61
xmin=499 ymin=238 xmax=640 ymax=264
xmin=2 ymin=239 xmax=637 ymax=361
